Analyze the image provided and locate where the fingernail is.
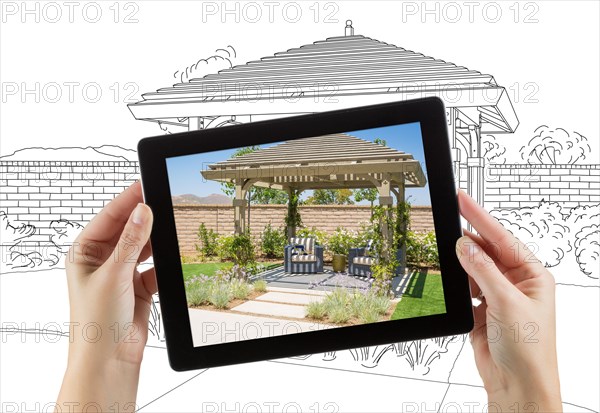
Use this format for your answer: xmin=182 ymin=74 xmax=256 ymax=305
xmin=132 ymin=203 xmax=146 ymax=225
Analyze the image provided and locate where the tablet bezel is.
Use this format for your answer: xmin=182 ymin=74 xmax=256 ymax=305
xmin=138 ymin=97 xmax=474 ymax=371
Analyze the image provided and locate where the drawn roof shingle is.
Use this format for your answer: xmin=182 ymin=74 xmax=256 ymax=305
xmin=129 ymin=31 xmax=518 ymax=133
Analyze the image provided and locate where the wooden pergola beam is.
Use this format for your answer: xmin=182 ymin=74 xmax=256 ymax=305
xmin=202 ymin=160 xmax=426 ymax=183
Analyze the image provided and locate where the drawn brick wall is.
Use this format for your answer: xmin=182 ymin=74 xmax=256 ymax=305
xmin=485 ymin=164 xmax=600 ymax=209
xmin=0 ymin=161 xmax=139 ymax=243
xmin=173 ymin=204 xmax=434 ymax=255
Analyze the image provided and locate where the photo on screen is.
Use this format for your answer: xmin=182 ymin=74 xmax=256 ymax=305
xmin=166 ymin=122 xmax=446 ymax=347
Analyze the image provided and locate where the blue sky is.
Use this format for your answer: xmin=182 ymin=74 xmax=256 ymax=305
xmin=166 ymin=122 xmax=431 ymax=206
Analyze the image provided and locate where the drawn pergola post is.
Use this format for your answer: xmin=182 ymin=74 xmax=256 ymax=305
xmin=129 ymin=21 xmax=518 ymax=208
xmin=200 ymin=134 xmax=427 ymax=270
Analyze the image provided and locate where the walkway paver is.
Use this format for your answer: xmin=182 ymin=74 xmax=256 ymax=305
xmin=256 ymin=291 xmax=324 ymax=305
xmin=231 ymin=301 xmax=307 ymax=319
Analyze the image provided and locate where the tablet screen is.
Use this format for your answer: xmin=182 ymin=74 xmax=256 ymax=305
xmin=165 ymin=122 xmax=446 ymax=347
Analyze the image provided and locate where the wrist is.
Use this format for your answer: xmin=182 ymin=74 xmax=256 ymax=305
xmin=487 ymin=372 xmax=562 ymax=412
xmin=58 ymin=353 xmax=141 ymax=412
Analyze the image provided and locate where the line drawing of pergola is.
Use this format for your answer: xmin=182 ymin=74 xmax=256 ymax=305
xmin=200 ymin=133 xmax=427 ymax=270
xmin=129 ymin=21 xmax=518 ymax=207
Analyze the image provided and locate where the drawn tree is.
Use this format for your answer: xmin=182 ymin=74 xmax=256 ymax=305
xmin=519 ymin=126 xmax=591 ymax=164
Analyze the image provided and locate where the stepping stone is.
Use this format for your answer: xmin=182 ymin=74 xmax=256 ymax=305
xmin=256 ymin=291 xmax=324 ymax=305
xmin=266 ymin=286 xmax=329 ymax=296
xmin=231 ymin=301 xmax=307 ymax=319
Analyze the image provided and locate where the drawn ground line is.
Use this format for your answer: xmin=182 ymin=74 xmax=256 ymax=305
xmin=268 ymin=359 xmax=459 ymax=386
xmin=136 ymin=369 xmax=208 ymax=411
xmin=446 ymin=332 xmax=468 ymax=383
xmin=270 ymin=360 xmax=599 ymax=413
xmin=436 ymin=384 xmax=452 ymax=413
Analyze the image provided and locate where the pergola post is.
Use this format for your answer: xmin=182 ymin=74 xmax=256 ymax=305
xmin=467 ymin=124 xmax=485 ymax=207
xmin=393 ymin=177 xmax=407 ymax=275
xmin=233 ymin=180 xmax=247 ymax=234
xmin=286 ymin=187 xmax=301 ymax=240
xmin=378 ymin=174 xmax=394 ymax=261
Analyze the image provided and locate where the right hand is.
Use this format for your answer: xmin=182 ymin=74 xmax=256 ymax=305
xmin=455 ymin=190 xmax=562 ymax=412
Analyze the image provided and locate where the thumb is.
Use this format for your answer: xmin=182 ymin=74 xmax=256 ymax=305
xmin=455 ymin=236 xmax=517 ymax=305
xmin=105 ymin=203 xmax=153 ymax=276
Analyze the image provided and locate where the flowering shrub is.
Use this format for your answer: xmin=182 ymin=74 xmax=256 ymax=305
xmin=196 ymin=223 xmax=218 ymax=258
xmin=296 ymin=226 xmax=329 ymax=246
xmin=185 ymin=271 xmax=258 ymax=309
xmin=305 ymin=287 xmax=391 ymax=325
xmin=216 ymin=234 xmax=236 ymax=261
xmin=185 ymin=274 xmax=213 ymax=306
xmin=327 ymin=227 xmax=360 ymax=255
xmin=260 ymin=222 xmax=286 ymax=258
xmin=215 ymin=232 xmax=256 ymax=272
xmin=406 ymin=231 xmax=439 ymax=269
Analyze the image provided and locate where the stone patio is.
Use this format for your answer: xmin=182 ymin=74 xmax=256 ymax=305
xmin=252 ymin=265 xmax=415 ymax=298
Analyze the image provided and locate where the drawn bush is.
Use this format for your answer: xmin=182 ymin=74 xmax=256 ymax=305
xmin=0 ymin=211 xmax=36 ymax=244
xmin=482 ymin=134 xmax=507 ymax=164
xmin=574 ymin=225 xmax=599 ymax=278
xmin=491 ymin=202 xmax=600 ymax=278
xmin=1 ymin=213 xmax=84 ymax=270
xmin=49 ymin=219 xmax=83 ymax=254
xmin=519 ymin=126 xmax=591 ymax=165
xmin=490 ymin=202 xmax=570 ymax=267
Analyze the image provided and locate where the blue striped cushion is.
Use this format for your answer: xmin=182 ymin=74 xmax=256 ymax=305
xmin=289 ymin=237 xmax=315 ymax=254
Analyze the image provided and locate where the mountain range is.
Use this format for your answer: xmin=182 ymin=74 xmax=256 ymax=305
xmin=171 ymin=193 xmax=232 ymax=204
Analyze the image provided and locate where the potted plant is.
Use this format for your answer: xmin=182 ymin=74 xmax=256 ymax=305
xmin=328 ymin=228 xmax=356 ymax=273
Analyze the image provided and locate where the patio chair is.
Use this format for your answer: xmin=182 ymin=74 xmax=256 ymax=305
xmin=348 ymin=240 xmax=403 ymax=277
xmin=284 ymin=237 xmax=324 ymax=274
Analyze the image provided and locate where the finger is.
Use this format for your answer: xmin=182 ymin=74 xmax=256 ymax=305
xmin=71 ymin=182 xmax=143 ymax=265
xmin=463 ymin=228 xmax=510 ymax=274
xmin=137 ymin=267 xmax=158 ymax=298
xmin=102 ymin=203 xmax=153 ymax=277
xmin=469 ymin=300 xmax=491 ymax=365
xmin=456 ymin=236 xmax=522 ymax=305
xmin=138 ymin=240 xmax=153 ymax=264
xmin=468 ymin=274 xmax=481 ymax=300
xmin=458 ymin=190 xmax=542 ymax=270
xmin=132 ymin=268 xmax=158 ymax=340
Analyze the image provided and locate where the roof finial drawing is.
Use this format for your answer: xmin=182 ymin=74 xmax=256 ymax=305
xmin=345 ymin=20 xmax=354 ymax=36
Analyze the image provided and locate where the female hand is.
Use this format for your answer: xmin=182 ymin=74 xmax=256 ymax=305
xmin=456 ymin=190 xmax=562 ymax=412
xmin=56 ymin=182 xmax=155 ymax=412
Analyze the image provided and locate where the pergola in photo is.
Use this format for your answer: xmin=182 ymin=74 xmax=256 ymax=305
xmin=200 ymin=133 xmax=427 ymax=261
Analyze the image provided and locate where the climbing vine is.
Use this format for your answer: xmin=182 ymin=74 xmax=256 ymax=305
xmin=285 ymin=189 xmax=303 ymax=237
xmin=369 ymin=201 xmax=411 ymax=296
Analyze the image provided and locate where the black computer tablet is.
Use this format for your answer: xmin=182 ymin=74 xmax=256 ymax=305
xmin=138 ymin=97 xmax=474 ymax=371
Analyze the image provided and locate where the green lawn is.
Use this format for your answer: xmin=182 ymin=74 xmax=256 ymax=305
xmin=181 ymin=262 xmax=233 ymax=282
xmin=391 ymin=269 xmax=446 ymax=320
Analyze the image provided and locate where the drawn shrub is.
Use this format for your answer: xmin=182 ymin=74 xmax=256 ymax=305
xmin=574 ymin=225 xmax=600 ymax=278
xmin=491 ymin=202 xmax=600 ymax=278
xmin=519 ymin=126 xmax=591 ymax=164
xmin=490 ymin=202 xmax=570 ymax=267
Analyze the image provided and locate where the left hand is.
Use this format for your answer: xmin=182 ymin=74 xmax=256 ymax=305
xmin=56 ymin=181 xmax=156 ymax=412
